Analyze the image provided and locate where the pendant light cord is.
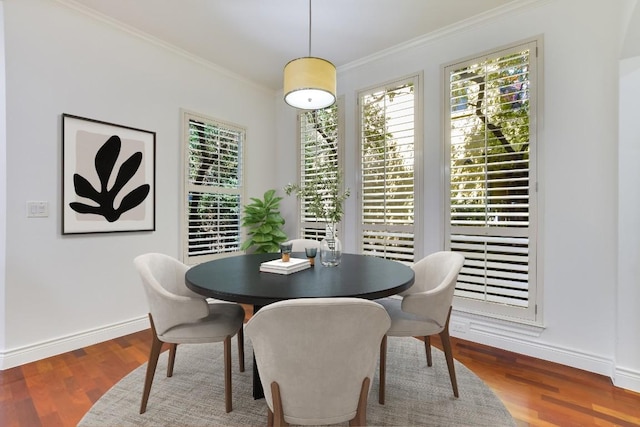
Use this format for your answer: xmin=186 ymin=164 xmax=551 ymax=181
xmin=308 ymin=0 xmax=312 ymax=57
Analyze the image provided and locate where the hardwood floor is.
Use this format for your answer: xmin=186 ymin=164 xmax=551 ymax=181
xmin=1 ymin=307 xmax=639 ymax=427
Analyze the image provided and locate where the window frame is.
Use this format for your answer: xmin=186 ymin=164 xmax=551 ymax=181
xmin=293 ymin=98 xmax=345 ymax=241
xmin=443 ymin=38 xmax=542 ymax=324
xmin=181 ymin=110 xmax=246 ymax=265
xmin=356 ymin=74 xmax=423 ymax=263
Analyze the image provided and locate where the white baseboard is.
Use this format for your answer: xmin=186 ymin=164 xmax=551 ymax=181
xmin=4 ymin=311 xmax=640 ymax=394
xmin=614 ymin=366 xmax=640 ymax=393
xmin=0 ymin=316 xmax=149 ymax=370
xmin=450 ymin=310 xmax=618 ymax=385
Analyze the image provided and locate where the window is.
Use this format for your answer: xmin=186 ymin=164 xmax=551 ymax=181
xmin=295 ymin=104 xmax=342 ymax=240
xmin=445 ymin=40 xmax=539 ymax=322
xmin=182 ymin=111 xmax=244 ymax=264
xmin=358 ymin=76 xmax=420 ymax=263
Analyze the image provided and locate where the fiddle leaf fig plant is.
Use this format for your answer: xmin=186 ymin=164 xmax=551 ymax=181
xmin=240 ymin=189 xmax=287 ymax=253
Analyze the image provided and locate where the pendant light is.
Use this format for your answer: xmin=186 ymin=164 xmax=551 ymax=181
xmin=283 ymin=0 xmax=336 ymax=110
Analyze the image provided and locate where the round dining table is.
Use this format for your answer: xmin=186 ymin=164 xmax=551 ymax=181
xmin=185 ymin=252 xmax=415 ymax=399
xmin=185 ymin=252 xmax=415 ymax=307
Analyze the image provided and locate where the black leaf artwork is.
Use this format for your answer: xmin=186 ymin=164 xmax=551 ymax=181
xmin=69 ymin=135 xmax=150 ymax=222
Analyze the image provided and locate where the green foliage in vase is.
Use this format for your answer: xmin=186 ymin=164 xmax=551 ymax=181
xmin=240 ymin=189 xmax=287 ymax=253
xmin=284 ymin=162 xmax=350 ymax=233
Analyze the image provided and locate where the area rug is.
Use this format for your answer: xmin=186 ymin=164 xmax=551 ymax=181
xmin=78 ymin=336 xmax=515 ymax=426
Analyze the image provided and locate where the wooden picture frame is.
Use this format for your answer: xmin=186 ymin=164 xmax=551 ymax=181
xmin=62 ymin=114 xmax=156 ymax=234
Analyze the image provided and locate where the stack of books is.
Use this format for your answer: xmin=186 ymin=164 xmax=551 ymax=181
xmin=260 ymin=257 xmax=311 ymax=275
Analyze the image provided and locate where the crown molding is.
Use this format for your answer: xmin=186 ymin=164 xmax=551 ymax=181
xmin=52 ymin=0 xmax=275 ymax=95
xmin=51 ymin=0 xmax=550 ymax=98
xmin=338 ymin=0 xmax=551 ymax=73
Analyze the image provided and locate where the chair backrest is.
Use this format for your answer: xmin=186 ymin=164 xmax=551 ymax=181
xmin=245 ymin=298 xmax=390 ymax=425
xmin=288 ymin=238 xmax=321 ymax=253
xmin=399 ymin=251 xmax=465 ymax=325
xmin=134 ymin=253 xmax=208 ymax=336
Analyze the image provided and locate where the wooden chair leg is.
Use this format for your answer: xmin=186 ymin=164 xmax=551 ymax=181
xmin=440 ymin=307 xmax=459 ymax=398
xmin=140 ymin=314 xmax=163 ymax=414
xmin=379 ymin=335 xmax=387 ymax=405
xmin=224 ymin=335 xmax=232 ymax=412
xmin=424 ymin=335 xmax=432 ymax=367
xmin=167 ymin=343 xmax=178 ymax=377
xmin=267 ymin=407 xmax=274 ymax=427
xmin=271 ymin=381 xmax=288 ymax=426
xmin=237 ymin=325 xmax=245 ymax=372
xmin=350 ymin=377 xmax=370 ymax=426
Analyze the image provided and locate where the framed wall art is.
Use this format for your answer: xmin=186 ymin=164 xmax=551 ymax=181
xmin=62 ymin=114 xmax=156 ymax=234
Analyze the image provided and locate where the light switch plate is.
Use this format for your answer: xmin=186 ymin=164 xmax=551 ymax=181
xmin=26 ymin=201 xmax=49 ymax=218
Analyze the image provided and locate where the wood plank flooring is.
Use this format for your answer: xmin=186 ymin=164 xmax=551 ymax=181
xmin=1 ymin=306 xmax=639 ymax=427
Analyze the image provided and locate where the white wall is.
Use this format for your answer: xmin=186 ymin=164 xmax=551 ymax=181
xmin=0 ymin=0 xmax=277 ymax=367
xmin=618 ymin=55 xmax=640 ymax=391
xmin=0 ymin=1 xmax=7 ymax=353
xmin=276 ymin=0 xmax=639 ymax=391
xmin=274 ymin=95 xmax=299 ymax=240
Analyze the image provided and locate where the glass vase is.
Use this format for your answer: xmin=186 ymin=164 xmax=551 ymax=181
xmin=320 ymin=225 xmax=342 ymax=267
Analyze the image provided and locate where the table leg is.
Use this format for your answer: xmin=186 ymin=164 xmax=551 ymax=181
xmin=252 ymin=353 xmax=264 ymax=399
xmin=252 ymin=304 xmax=265 ymax=399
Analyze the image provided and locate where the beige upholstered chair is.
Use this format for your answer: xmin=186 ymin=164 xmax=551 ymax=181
xmin=134 ymin=253 xmax=245 ymax=414
xmin=378 ymin=251 xmax=465 ymax=404
xmin=288 ymin=238 xmax=321 ymax=253
xmin=245 ymin=298 xmax=390 ymax=426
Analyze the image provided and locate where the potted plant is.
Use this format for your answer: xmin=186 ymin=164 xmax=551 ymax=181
xmin=284 ymin=163 xmax=350 ymax=266
xmin=240 ymin=189 xmax=288 ymax=253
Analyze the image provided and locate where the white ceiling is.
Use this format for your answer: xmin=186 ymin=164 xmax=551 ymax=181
xmin=63 ymin=0 xmax=519 ymax=90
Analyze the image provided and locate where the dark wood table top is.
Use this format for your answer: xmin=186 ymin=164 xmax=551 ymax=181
xmin=185 ymin=252 xmax=415 ymax=306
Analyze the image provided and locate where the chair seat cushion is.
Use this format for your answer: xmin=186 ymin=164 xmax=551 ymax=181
xmin=377 ymin=297 xmax=442 ymax=337
xmin=161 ymin=303 xmax=244 ymax=344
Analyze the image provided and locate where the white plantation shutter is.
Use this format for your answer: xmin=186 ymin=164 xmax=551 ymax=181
xmin=445 ymin=40 xmax=538 ymax=321
xmin=359 ymin=77 xmax=418 ymax=262
xmin=297 ymin=105 xmax=341 ymax=240
xmin=450 ymin=233 xmax=530 ymax=307
xmin=183 ymin=112 xmax=244 ymax=263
